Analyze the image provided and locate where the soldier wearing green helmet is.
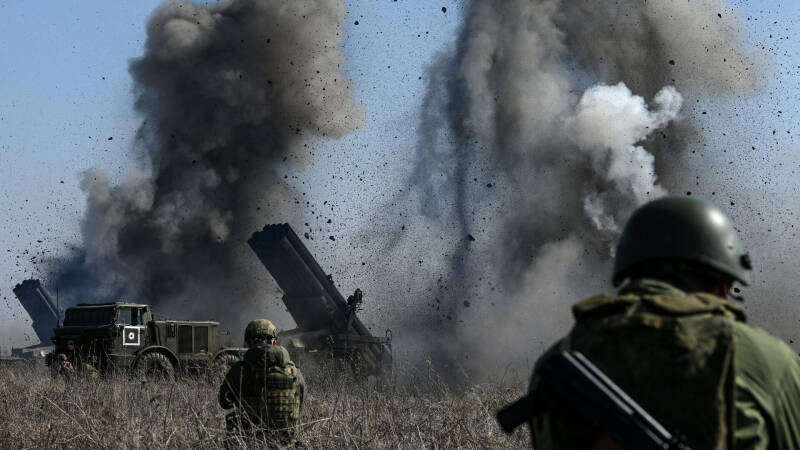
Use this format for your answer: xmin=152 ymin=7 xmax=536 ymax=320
xmin=244 ymin=319 xmax=279 ymax=343
xmin=219 ymin=319 xmax=306 ymax=446
xmin=527 ymin=196 xmax=800 ymax=449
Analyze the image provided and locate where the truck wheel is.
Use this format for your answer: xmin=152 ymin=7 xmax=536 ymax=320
xmin=215 ymin=352 xmax=239 ymax=367
xmin=134 ymin=352 xmax=175 ymax=380
xmin=204 ymin=352 xmax=238 ymax=383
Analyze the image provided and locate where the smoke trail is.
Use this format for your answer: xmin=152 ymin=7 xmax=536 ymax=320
xmin=409 ymin=0 xmax=760 ymax=375
xmin=48 ymin=0 xmax=362 ymax=325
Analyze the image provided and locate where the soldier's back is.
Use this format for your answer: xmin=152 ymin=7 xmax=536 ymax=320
xmin=223 ymin=344 xmax=304 ymax=446
xmin=529 ymin=280 xmax=800 ymax=449
xmin=532 ymin=279 xmax=739 ymax=449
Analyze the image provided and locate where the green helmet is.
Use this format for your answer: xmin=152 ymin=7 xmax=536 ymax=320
xmin=613 ymin=196 xmax=751 ymax=286
xmin=244 ymin=319 xmax=277 ymax=341
xmin=58 ymin=353 xmax=68 ymax=361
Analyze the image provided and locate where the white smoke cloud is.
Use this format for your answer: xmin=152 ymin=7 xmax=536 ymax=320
xmin=571 ymin=83 xmax=682 ymax=233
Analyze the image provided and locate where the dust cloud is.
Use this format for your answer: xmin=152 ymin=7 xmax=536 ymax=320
xmin=46 ymin=0 xmax=363 ymax=328
xmin=405 ymin=0 xmax=762 ymax=376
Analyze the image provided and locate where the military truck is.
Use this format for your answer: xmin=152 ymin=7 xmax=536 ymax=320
xmin=50 ymin=301 xmax=242 ymax=378
xmin=248 ymin=223 xmax=392 ymax=378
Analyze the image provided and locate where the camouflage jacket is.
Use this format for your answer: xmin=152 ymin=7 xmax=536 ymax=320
xmin=57 ymin=362 xmax=75 ymax=380
xmin=529 ymin=279 xmax=800 ymax=450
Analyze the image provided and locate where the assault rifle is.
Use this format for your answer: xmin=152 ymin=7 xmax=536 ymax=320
xmin=496 ymin=351 xmax=693 ymax=450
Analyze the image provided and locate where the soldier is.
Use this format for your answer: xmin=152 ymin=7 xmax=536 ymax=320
xmin=219 ymin=319 xmax=305 ymax=447
xmin=55 ymin=353 xmax=75 ymax=381
xmin=527 ymin=197 xmax=800 ymax=449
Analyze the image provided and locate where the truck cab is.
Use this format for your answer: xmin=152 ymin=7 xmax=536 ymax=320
xmin=52 ymin=302 xmax=240 ymax=377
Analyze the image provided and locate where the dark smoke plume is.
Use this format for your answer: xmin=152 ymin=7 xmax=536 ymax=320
xmin=407 ymin=0 xmax=762 ymax=375
xmin=49 ymin=0 xmax=362 ymax=325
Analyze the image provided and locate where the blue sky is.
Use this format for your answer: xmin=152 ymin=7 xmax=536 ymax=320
xmin=1 ymin=0 xmax=799 ymax=349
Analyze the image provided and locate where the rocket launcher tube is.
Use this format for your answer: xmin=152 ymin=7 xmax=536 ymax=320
xmin=13 ymin=279 xmax=59 ymax=345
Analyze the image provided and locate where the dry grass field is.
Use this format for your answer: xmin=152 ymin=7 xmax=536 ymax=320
xmin=0 ymin=362 xmax=530 ymax=449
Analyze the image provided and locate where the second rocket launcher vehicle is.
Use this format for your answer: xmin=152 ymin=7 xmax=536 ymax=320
xmin=248 ymin=223 xmax=392 ymax=377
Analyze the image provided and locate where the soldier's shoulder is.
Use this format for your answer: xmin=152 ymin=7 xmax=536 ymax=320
xmin=734 ymin=322 xmax=796 ymax=364
xmin=733 ymin=322 xmax=800 ymax=397
xmin=572 ymin=294 xmax=631 ymax=320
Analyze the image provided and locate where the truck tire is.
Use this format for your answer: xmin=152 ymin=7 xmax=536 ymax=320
xmin=214 ymin=352 xmax=240 ymax=369
xmin=134 ymin=352 xmax=175 ymax=380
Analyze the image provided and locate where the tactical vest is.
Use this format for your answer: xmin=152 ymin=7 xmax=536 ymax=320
xmin=241 ymin=360 xmax=301 ymax=431
xmin=260 ymin=363 xmax=301 ymax=429
xmin=540 ymin=290 xmax=742 ymax=450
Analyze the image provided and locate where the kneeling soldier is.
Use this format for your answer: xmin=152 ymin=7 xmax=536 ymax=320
xmin=219 ymin=319 xmax=305 ymax=446
xmin=55 ymin=353 xmax=75 ymax=381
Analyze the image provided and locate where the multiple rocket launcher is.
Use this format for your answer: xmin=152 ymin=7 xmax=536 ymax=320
xmin=248 ymin=223 xmax=392 ymax=375
xmin=7 ymin=280 xmax=58 ymax=358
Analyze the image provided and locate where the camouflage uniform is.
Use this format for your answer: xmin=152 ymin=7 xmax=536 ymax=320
xmin=219 ymin=320 xmax=305 ymax=446
xmin=529 ymin=279 xmax=800 ymax=449
xmin=527 ymin=197 xmax=800 ymax=449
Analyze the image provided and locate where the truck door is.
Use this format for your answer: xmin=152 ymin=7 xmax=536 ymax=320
xmin=178 ymin=325 xmax=193 ymax=355
xmin=118 ymin=307 xmax=146 ymax=365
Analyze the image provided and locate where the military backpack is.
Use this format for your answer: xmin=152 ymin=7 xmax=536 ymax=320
xmin=256 ymin=362 xmax=301 ymax=430
xmin=532 ymin=287 xmax=742 ymax=450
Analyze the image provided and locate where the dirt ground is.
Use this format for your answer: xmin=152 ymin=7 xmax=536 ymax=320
xmin=0 ymin=362 xmax=530 ymax=449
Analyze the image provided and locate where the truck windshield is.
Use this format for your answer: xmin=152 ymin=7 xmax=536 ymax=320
xmin=63 ymin=308 xmax=115 ymax=326
xmin=117 ymin=307 xmax=143 ymax=325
